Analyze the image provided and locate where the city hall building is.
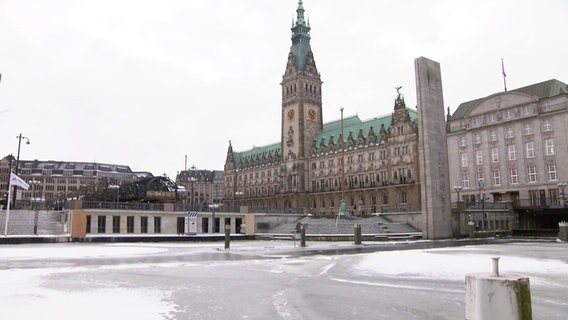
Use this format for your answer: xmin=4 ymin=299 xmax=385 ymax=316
xmin=223 ymin=1 xmax=421 ymax=215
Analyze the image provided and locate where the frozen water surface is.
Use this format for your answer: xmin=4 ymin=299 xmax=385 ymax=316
xmin=0 ymin=241 xmax=566 ymax=319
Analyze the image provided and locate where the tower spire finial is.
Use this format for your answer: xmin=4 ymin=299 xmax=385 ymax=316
xmin=296 ymin=0 xmax=306 ymax=26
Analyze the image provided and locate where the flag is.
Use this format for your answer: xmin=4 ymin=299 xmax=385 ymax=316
xmin=9 ymin=173 xmax=29 ymax=190
xmin=501 ymin=58 xmax=506 ymax=77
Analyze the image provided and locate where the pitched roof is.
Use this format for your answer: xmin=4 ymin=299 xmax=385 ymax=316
xmin=233 ymin=142 xmax=281 ymax=170
xmin=452 ymin=79 xmax=568 ymax=120
xmin=232 ymin=108 xmax=418 ymax=166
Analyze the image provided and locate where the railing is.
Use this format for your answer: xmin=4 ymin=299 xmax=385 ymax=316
xmin=249 ymin=207 xmax=305 ymax=214
xmin=513 ymin=199 xmax=568 ymax=209
xmin=175 ymin=203 xmax=234 ymax=213
xmin=8 ymin=200 xmax=68 ymax=211
xmin=380 ymin=204 xmax=421 ymax=213
xmin=83 ymin=201 xmax=164 ymax=211
xmin=464 ymin=202 xmax=510 ymax=210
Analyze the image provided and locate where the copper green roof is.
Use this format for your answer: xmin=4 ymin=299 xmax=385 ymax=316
xmin=452 ymin=79 xmax=568 ymax=120
xmin=234 ymin=142 xmax=281 ymax=169
xmin=290 ymin=0 xmax=312 ymax=71
xmin=233 ymin=108 xmax=418 ymax=167
xmin=315 ymin=108 xmax=418 ymax=151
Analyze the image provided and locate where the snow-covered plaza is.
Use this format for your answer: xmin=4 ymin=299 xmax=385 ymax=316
xmin=0 ymin=240 xmax=566 ymax=319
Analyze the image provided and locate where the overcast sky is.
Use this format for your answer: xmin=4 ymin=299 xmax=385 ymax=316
xmin=1 ymin=0 xmax=567 ymax=178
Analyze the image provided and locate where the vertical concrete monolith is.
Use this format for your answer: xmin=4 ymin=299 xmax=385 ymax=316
xmin=415 ymin=57 xmax=453 ymax=239
xmin=224 ymin=224 xmax=230 ymax=249
xmin=559 ymin=221 xmax=568 ymax=241
xmin=354 ymin=224 xmax=362 ymax=245
xmin=300 ymin=224 xmax=307 ymax=247
xmin=465 ymin=258 xmax=532 ymax=320
xmin=468 ymin=221 xmax=476 ymax=239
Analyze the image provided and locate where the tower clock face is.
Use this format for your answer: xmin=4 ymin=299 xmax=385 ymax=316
xmin=287 ymin=109 xmax=295 ymax=121
xmin=308 ymin=108 xmax=316 ymax=121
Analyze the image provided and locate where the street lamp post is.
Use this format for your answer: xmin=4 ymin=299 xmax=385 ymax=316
xmin=29 ymin=180 xmax=41 ymax=235
xmin=209 ymin=203 xmax=219 ymax=233
xmin=189 ymin=165 xmax=197 ymax=211
xmin=453 ymin=185 xmax=463 ymax=203
xmin=109 ymin=185 xmax=120 ymax=209
xmin=12 ymin=134 xmax=30 ymax=208
xmin=558 ymin=182 xmax=567 ymax=207
xmin=338 ymin=107 xmax=348 ymax=217
xmin=478 ymin=180 xmax=486 ymax=230
xmin=235 ymin=191 xmax=243 ymax=211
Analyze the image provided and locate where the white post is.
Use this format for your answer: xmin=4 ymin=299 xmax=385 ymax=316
xmin=466 ymin=257 xmax=532 ymax=320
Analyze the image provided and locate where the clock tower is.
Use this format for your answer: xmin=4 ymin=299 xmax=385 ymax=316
xmin=280 ymin=0 xmax=323 ymax=200
xmin=281 ymin=0 xmax=322 ymax=200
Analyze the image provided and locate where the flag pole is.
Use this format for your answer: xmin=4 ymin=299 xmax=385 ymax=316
xmin=4 ymin=174 xmax=12 ymax=236
xmin=501 ymin=58 xmax=508 ymax=92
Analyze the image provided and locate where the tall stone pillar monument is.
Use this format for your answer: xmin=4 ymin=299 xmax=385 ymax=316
xmin=415 ymin=57 xmax=452 ymax=239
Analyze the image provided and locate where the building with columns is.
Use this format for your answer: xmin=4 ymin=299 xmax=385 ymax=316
xmin=223 ymin=1 xmax=421 ymax=216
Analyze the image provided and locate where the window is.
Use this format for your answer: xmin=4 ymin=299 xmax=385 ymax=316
xmin=97 ymin=216 xmax=106 ymax=233
xmin=508 ymin=145 xmax=516 ymax=161
xmin=489 ymin=129 xmax=497 ymax=141
xmin=527 ymin=165 xmax=537 ymax=183
xmin=112 ymin=216 xmax=120 ymax=233
xmin=141 ymin=216 xmax=148 ymax=233
xmin=472 ymin=117 xmax=480 ymax=127
xmin=505 ymin=109 xmax=514 ymax=119
xmin=492 ymin=170 xmax=501 ymax=186
xmin=545 ymin=139 xmax=554 ymax=155
xmin=488 ymin=113 xmax=497 ymax=122
xmin=491 ymin=148 xmax=499 ymax=163
xmin=505 ymin=127 xmax=514 ymax=139
xmin=382 ymin=193 xmax=388 ymax=205
xmin=474 ymin=133 xmax=481 ymax=144
xmin=547 ymin=163 xmax=558 ymax=181
xmin=522 ymin=105 xmax=532 ymax=116
xmin=525 ymin=142 xmax=535 ymax=158
xmin=523 ymin=123 xmax=532 ymax=135
xmin=509 ymin=168 xmax=518 ymax=184
xmin=154 ymin=217 xmax=161 ymax=233
xmin=459 ymin=136 xmax=467 ymax=147
xmin=460 ymin=152 xmax=468 ymax=167
xmin=127 ymin=216 xmax=134 ymax=233
xmin=400 ymin=191 xmax=408 ymax=204
xmin=476 ymin=150 xmax=483 ymax=165
xmin=476 ymin=167 xmax=484 ymax=184
xmin=462 ymin=172 xmax=470 ymax=189
xmin=542 ymin=119 xmax=552 ymax=132
xmin=86 ymin=215 xmax=91 ymax=233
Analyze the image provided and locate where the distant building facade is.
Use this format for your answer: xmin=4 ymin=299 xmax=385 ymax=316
xmin=447 ymin=79 xmax=568 ymax=228
xmin=0 ymin=156 xmax=138 ymax=206
xmin=223 ymin=1 xmax=421 ymax=215
xmin=176 ymin=169 xmax=224 ymax=206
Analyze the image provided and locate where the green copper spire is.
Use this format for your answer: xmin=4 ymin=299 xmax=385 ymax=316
xmin=290 ymin=0 xmax=311 ymax=71
xmin=296 ymin=0 xmax=306 ymax=26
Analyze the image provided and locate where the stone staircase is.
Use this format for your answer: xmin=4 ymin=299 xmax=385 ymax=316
xmin=265 ymin=215 xmax=419 ymax=236
xmin=0 ymin=210 xmax=67 ymax=235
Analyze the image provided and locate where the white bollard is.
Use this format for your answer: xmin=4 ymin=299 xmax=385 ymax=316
xmin=465 ymin=257 xmax=532 ymax=320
